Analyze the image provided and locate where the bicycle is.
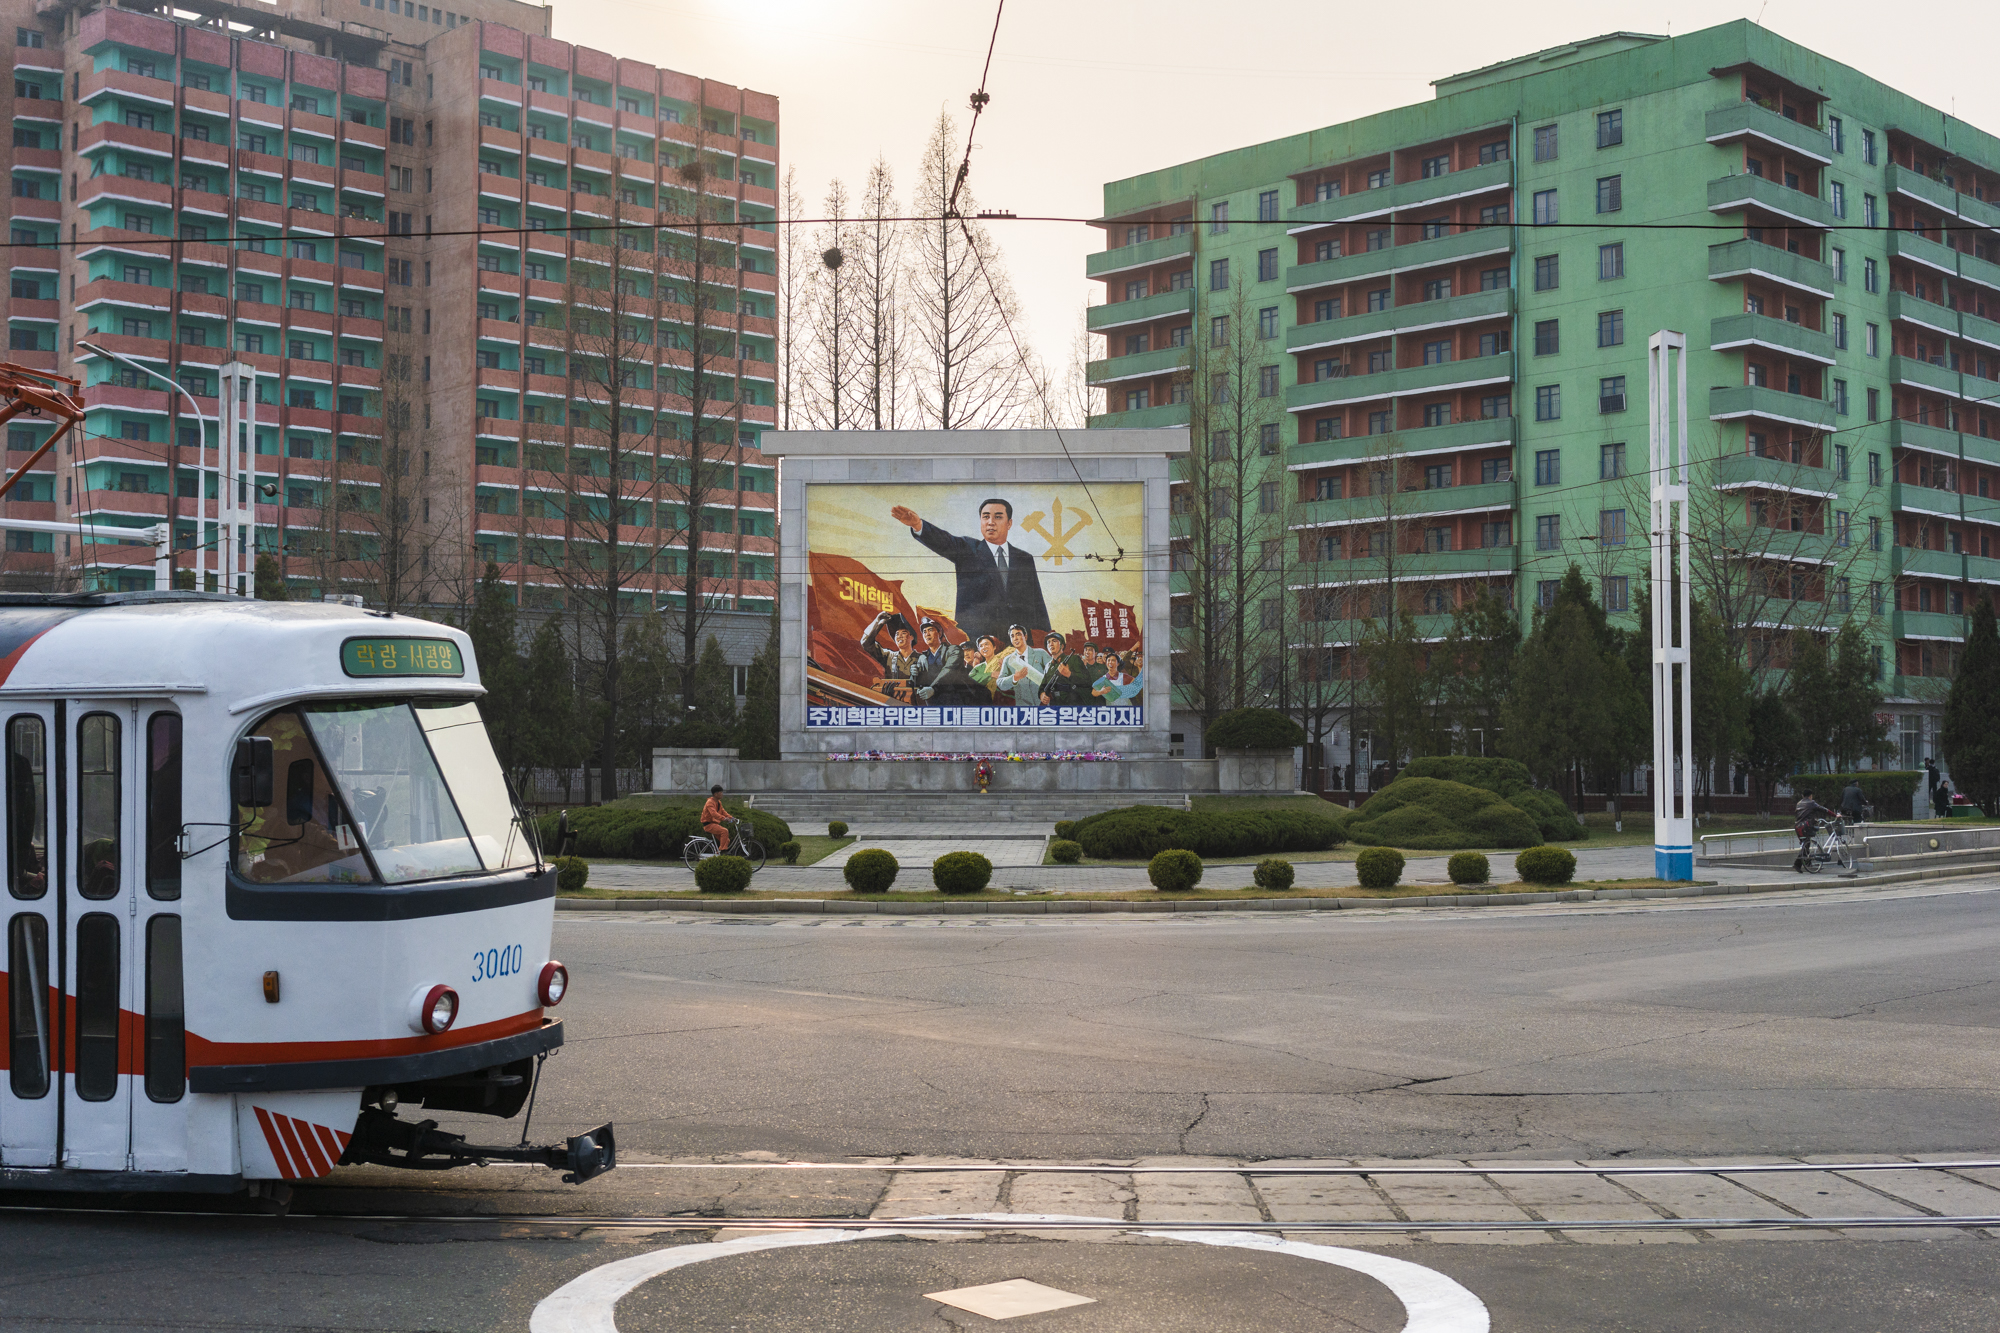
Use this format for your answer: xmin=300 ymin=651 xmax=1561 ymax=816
xmin=1801 ymin=817 xmax=1855 ymax=874
xmin=682 ymin=815 xmax=766 ymax=873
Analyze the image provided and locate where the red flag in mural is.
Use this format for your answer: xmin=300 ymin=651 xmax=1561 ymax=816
xmin=1080 ymin=599 xmax=1141 ymax=651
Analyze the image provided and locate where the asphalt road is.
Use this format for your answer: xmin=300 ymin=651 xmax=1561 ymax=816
xmin=527 ymin=880 xmax=2000 ymax=1161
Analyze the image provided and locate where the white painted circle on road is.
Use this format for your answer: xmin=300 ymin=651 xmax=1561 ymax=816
xmin=529 ymin=1212 xmax=1489 ymax=1333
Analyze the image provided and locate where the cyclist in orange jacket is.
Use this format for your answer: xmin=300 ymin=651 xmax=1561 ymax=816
xmin=701 ymin=784 xmax=731 ymax=852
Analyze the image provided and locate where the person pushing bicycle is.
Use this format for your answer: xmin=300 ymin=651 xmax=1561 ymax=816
xmin=1792 ymin=788 xmax=1833 ymax=873
xmin=701 ymin=783 xmax=731 ymax=852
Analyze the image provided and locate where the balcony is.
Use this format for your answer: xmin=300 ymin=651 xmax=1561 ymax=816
xmin=1086 ymin=401 xmax=1190 ymax=430
xmin=1285 ymin=159 xmax=1512 ymax=229
xmin=1706 ymin=238 xmax=1835 ymax=297
xmin=1287 ymin=417 xmax=1514 ymax=470
xmin=1884 ymin=163 xmax=1961 ymax=218
xmin=1085 ymin=230 xmax=1195 ymax=281
xmin=1708 ymin=384 xmax=1834 ymax=430
xmin=1706 ymin=173 xmax=1835 ymax=229
xmin=1894 ymin=546 xmax=1963 ymax=581
xmin=1087 ymin=288 xmax=1195 ymax=333
xmin=1289 ymin=287 xmax=1511 ymax=353
xmin=1084 ymin=345 xmax=1188 ymax=387
xmin=1894 ymin=608 xmax=1968 ymax=641
xmin=1885 ymin=230 xmax=2000 ymax=295
xmin=1703 ymin=101 xmax=1834 ymax=164
xmin=1891 ymin=417 xmax=1969 ymax=460
xmin=1290 ymin=479 xmax=1515 ymax=529
xmin=1708 ymin=312 xmax=1834 ymax=365
xmin=1284 ymin=226 xmax=1512 ymax=293
xmin=1294 ymin=547 xmax=1517 ymax=590
xmin=1712 ymin=452 xmax=1838 ymax=497
xmin=1889 ymin=480 xmax=1963 ymax=520
xmin=1887 ymin=289 xmax=1958 ymax=339
xmin=1892 ymin=353 xmax=1986 ymax=404
xmin=1285 ymin=352 xmax=1512 ymax=413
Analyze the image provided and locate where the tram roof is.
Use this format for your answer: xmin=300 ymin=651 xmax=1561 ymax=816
xmin=0 ymin=592 xmax=482 ymax=706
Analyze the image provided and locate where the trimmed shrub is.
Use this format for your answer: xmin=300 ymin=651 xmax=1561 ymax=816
xmin=843 ymin=848 xmax=899 ymax=893
xmin=1253 ymin=857 xmax=1295 ymax=891
xmin=1207 ymin=707 xmax=1308 ymax=751
xmin=1340 ymin=778 xmax=1541 ymax=850
xmin=1069 ymin=805 xmax=1343 ymax=860
xmin=828 ymin=820 xmax=849 ymax=838
xmin=1148 ymin=848 xmax=1203 ymax=891
xmin=1398 ymin=756 xmax=1586 ymax=841
xmin=932 ymin=850 xmax=994 ymax=894
xmin=1049 ymin=839 xmax=1083 ymax=864
xmin=1447 ymin=852 xmax=1490 ymax=885
xmin=694 ymin=855 xmax=753 ymax=893
xmin=535 ymin=803 xmax=793 ymax=862
xmin=552 ymin=856 xmax=589 ymax=894
xmin=1355 ymin=846 xmax=1405 ymax=889
xmin=1516 ymin=845 xmax=1577 ymax=885
xmin=779 ymin=840 xmax=802 ymax=865
xmin=1053 ymin=820 xmax=1077 ymax=841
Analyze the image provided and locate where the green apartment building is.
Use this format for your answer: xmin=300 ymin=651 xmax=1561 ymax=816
xmin=1086 ymin=22 xmax=2000 ymax=779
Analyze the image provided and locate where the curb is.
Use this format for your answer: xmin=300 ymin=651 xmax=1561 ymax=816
xmin=555 ymin=859 xmax=2000 ymax=915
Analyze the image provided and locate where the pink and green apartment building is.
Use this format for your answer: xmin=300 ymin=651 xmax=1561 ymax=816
xmin=1087 ymin=22 xmax=2000 ymax=769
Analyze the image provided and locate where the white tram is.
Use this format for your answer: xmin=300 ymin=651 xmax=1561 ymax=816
xmin=0 ymin=591 xmax=612 ymax=1194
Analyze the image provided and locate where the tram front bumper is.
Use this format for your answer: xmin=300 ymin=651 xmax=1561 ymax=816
xmin=188 ymin=1017 xmax=563 ymax=1094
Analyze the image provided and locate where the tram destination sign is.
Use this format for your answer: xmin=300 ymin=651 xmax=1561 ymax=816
xmin=341 ymin=637 xmax=465 ymax=677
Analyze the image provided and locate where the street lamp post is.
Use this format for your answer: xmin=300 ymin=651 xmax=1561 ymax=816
xmin=1648 ymin=330 xmax=1694 ymax=881
xmin=78 ymin=340 xmax=255 ymax=595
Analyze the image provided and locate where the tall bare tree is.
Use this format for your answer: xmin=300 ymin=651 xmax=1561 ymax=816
xmin=906 ymin=111 xmax=1031 ymax=429
xmin=853 ymin=156 xmax=906 ymax=429
xmin=799 ymin=178 xmax=859 ymax=429
xmin=777 ymin=164 xmax=809 ymax=430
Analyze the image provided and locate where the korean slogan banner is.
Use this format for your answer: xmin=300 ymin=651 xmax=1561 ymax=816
xmin=804 ymin=482 xmax=1146 ymax=730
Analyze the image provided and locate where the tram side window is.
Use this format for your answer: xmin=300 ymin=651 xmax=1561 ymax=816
xmin=74 ymin=913 xmax=119 ymax=1101
xmin=6 ymin=715 xmax=45 ymax=899
xmin=6 ymin=913 xmax=50 ymax=1098
xmin=235 ymin=710 xmax=375 ymax=885
xmin=146 ymin=712 xmax=182 ymax=900
xmin=145 ymin=914 xmax=185 ymax=1103
xmin=76 ymin=713 xmax=120 ymax=900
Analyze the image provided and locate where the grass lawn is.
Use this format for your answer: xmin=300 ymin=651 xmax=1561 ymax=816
xmin=556 ymin=875 xmax=1707 ymax=904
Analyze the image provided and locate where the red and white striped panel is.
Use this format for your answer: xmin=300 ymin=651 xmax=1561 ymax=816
xmin=236 ymin=1090 xmax=363 ymax=1180
xmin=253 ymin=1107 xmax=352 ymax=1180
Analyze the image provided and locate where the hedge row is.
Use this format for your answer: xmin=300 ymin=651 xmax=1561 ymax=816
xmin=1339 ymin=778 xmax=1543 ymax=850
xmin=1067 ymin=805 xmax=1344 ymax=860
xmin=1399 ymin=756 xmax=1586 ymax=842
xmin=535 ymin=802 xmax=794 ymax=861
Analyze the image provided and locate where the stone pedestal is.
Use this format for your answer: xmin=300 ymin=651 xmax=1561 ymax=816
xmin=1216 ymin=748 xmax=1302 ymax=796
xmin=651 ymin=748 xmax=738 ymax=796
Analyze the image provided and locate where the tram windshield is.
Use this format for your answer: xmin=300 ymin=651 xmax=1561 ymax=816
xmin=235 ymin=700 xmax=536 ymax=885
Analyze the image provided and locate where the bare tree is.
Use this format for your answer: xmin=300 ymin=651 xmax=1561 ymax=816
xmin=853 ymin=156 xmax=906 ymax=429
xmin=798 ymin=178 xmax=859 ymax=429
xmin=777 ymin=164 xmax=810 ymax=431
xmin=905 ymin=111 xmax=1031 ymax=429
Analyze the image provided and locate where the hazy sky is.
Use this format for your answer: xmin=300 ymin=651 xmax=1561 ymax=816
xmin=555 ymin=0 xmax=2000 ymax=383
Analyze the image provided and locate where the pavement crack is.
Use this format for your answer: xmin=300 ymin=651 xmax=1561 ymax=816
xmin=1178 ymin=1092 xmax=1212 ymax=1152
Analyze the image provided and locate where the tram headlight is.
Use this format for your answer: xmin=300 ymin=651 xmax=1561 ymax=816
xmin=409 ymin=983 xmax=460 ymax=1035
xmin=538 ymin=961 xmax=569 ymax=1007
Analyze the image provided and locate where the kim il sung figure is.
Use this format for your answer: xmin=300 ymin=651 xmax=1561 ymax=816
xmin=889 ymin=496 xmax=1051 ymax=645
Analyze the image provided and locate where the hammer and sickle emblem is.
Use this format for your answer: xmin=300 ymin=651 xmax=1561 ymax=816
xmin=1023 ymin=498 xmax=1092 ymax=565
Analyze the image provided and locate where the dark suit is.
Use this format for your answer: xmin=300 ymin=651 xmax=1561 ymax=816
xmin=911 ymin=521 xmax=1051 ymax=644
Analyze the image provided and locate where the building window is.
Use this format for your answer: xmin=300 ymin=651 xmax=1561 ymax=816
xmin=1866 ymin=387 xmax=1880 ymax=421
xmin=1421 ymin=217 xmax=1449 ymax=240
xmin=1868 ymin=516 xmax=1882 ymax=551
xmin=1865 ymin=322 xmax=1879 ymax=357
xmin=1835 ymin=511 xmax=1851 ymax=547
xmin=1534 ymin=449 xmax=1560 ymax=486
xmin=1314 ymin=417 xmax=1342 ymax=442
xmin=1209 ymin=258 xmax=1229 ymax=291
xmin=1367 ymin=288 xmax=1390 ymax=313
xmin=1597 ymin=109 xmax=1623 ymax=148
xmin=1830 ymin=181 xmax=1846 ymax=218
xmin=1828 ymin=115 xmax=1844 ymax=153
xmin=1832 ymin=312 xmax=1847 ymax=348
xmin=1868 ymin=451 xmax=1882 ymax=485
xmin=1535 ymin=515 xmax=1561 ymax=551
xmin=1532 ymin=189 xmax=1558 ymax=225
xmin=1422 ymin=403 xmax=1451 ymax=427
xmin=1257 ymin=306 xmax=1278 ymax=339
xmin=1479 ymin=140 xmax=1509 ymax=165
xmin=1600 ymin=442 xmax=1626 ymax=479
xmin=1597 ymin=309 xmax=1624 ymax=347
xmin=1595 ymin=175 xmax=1622 ymax=213
xmin=1533 ymin=255 xmax=1560 ymax=291
xmin=1603 ymin=575 xmax=1629 ymax=612
xmin=1257 ymin=189 xmax=1278 ymax=221
xmin=1862 ymin=128 xmax=1877 ymax=164
xmin=1210 ymin=315 xmax=1230 ymax=346
xmin=1533 ymin=124 xmax=1558 ymax=162
xmin=1833 ymin=379 xmax=1849 ymax=415
xmin=1836 ymin=445 xmax=1850 ymax=480
xmin=1257 ymin=248 xmax=1278 ymax=282
xmin=1481 ymin=266 xmax=1509 ymax=292
xmin=1210 ymin=373 xmax=1231 ymax=404
xmin=1422 ymin=339 xmax=1452 ymax=365
xmin=1862 ymin=193 xmax=1878 ymax=228
xmin=1478 ymin=331 xmax=1510 ymax=357
xmin=1534 ymin=320 xmax=1559 ymax=356
xmin=1209 ymin=201 xmax=1228 ymax=234
xmin=1367 ymin=168 xmax=1390 ymax=189
xmin=1600 ymin=377 xmax=1627 ymax=413
xmin=1422 ymin=277 xmax=1452 ymax=301
xmin=1421 ymin=153 xmax=1449 ymax=178
xmin=1258 ymin=365 xmax=1280 ymax=398
xmin=1259 ymin=422 xmax=1280 ymax=455
xmin=1124 ymin=388 xmax=1149 ymax=412
xmin=1368 ymin=411 xmax=1391 ymax=435
xmin=1535 ymin=386 xmax=1561 ymax=422
xmin=1480 ymin=393 xmax=1511 ymax=419
xmin=1599 ymin=509 xmax=1627 ymax=546
xmin=1599 ymin=242 xmax=1624 ymax=280
xmin=1862 ymin=258 xmax=1879 ymax=293
xmin=1313 ymin=180 xmax=1341 ymax=202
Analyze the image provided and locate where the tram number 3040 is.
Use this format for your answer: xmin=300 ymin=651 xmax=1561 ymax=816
xmin=472 ymin=945 xmax=525 ymax=984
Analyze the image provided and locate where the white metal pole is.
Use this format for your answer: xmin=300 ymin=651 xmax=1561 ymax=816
xmin=77 ymin=341 xmax=205 ymax=592
xmin=1648 ymin=330 xmax=1694 ymax=880
xmin=218 ymin=361 xmax=257 ymax=597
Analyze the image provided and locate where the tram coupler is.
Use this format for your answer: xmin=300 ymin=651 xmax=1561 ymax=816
xmin=342 ymin=1108 xmax=617 ymax=1183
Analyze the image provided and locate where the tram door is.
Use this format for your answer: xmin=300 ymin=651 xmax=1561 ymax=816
xmin=1 ymin=704 xmax=56 ymax=1166
xmin=61 ymin=701 xmax=139 ymax=1171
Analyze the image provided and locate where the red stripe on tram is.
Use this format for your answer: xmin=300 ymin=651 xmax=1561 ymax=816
xmin=253 ymin=1106 xmax=298 ymax=1178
